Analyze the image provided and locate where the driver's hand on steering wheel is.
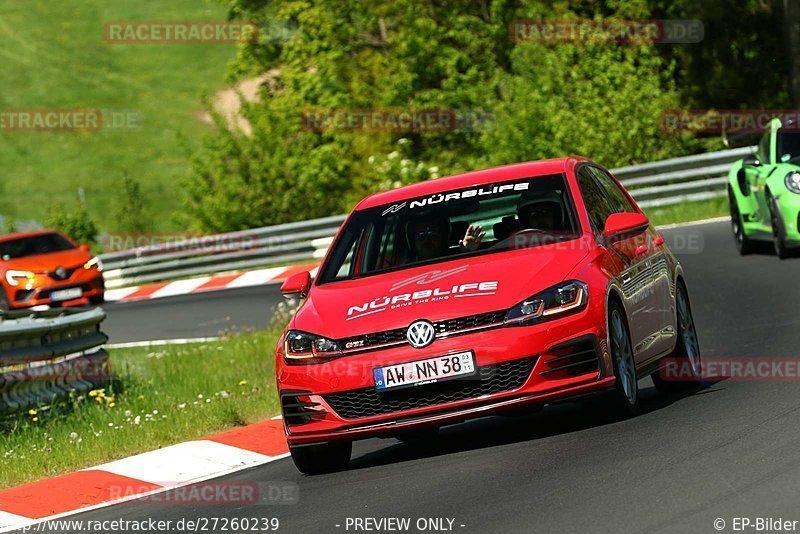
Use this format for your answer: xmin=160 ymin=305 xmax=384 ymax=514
xmin=460 ymin=224 xmax=485 ymax=252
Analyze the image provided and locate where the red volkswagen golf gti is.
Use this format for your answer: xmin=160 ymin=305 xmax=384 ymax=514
xmin=276 ymin=157 xmax=702 ymax=474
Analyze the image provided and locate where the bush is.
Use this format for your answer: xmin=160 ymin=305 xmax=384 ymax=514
xmin=44 ymin=200 xmax=99 ymax=246
xmin=115 ymin=175 xmax=150 ymax=234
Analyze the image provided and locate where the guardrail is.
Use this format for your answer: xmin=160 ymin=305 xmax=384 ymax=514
xmin=99 ymin=146 xmax=754 ymax=288
xmin=0 ymin=307 xmax=109 ymax=414
xmin=618 ymin=145 xmax=754 ymax=208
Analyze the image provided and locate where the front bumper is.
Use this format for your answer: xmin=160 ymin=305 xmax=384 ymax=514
xmin=277 ymin=312 xmax=613 ymax=446
xmin=5 ymin=271 xmax=104 ymax=309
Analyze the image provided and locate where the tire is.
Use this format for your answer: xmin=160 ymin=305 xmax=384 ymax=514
xmin=769 ymin=194 xmax=791 ymax=259
xmin=652 ymin=281 xmax=702 ymax=393
xmin=289 ymin=441 xmax=351 ymax=475
xmin=728 ymin=188 xmax=754 ymax=255
xmin=607 ymin=300 xmax=639 ymax=415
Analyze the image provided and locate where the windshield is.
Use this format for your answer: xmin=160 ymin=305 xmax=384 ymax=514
xmin=0 ymin=233 xmax=75 ymax=260
xmin=318 ymin=174 xmax=580 ymax=284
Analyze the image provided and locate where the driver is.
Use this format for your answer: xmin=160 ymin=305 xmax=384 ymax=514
xmin=407 ymin=214 xmax=485 ymax=261
xmin=516 ymin=196 xmax=564 ymax=232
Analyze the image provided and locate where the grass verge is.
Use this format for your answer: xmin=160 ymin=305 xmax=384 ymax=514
xmin=0 ymin=329 xmax=281 ymax=490
xmin=0 ymin=0 xmax=236 ymax=232
xmin=645 ymin=196 xmax=729 ymax=227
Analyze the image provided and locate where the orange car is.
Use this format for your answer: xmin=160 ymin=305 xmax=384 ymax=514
xmin=0 ymin=230 xmax=105 ymax=310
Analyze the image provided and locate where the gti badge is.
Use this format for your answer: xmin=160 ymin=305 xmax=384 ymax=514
xmin=407 ymin=320 xmax=435 ymax=348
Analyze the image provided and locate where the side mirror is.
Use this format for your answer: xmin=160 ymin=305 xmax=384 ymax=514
xmin=742 ymin=154 xmax=761 ymax=167
xmin=603 ymin=212 xmax=649 ymax=241
xmin=280 ymin=271 xmax=311 ymax=299
xmin=79 ymin=244 xmax=90 ymax=252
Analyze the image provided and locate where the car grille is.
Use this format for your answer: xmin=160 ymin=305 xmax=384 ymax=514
xmin=340 ymin=309 xmax=507 ymax=352
xmin=433 ymin=310 xmax=506 ymax=335
xmin=323 ymin=356 xmax=537 ymax=419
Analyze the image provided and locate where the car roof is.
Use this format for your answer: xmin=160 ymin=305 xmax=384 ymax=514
xmin=354 ymin=157 xmax=585 ymax=210
xmin=0 ymin=229 xmax=63 ymax=243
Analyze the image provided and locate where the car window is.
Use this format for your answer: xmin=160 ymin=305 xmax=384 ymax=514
xmin=589 ymin=166 xmax=636 ymax=214
xmin=318 ymin=174 xmax=581 ymax=284
xmin=0 ymin=233 xmax=75 ymax=260
xmin=576 ymin=166 xmax=614 ymax=234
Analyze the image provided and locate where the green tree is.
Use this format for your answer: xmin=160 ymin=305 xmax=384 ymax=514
xmin=115 ymin=175 xmax=149 ymax=233
xmin=44 ymin=199 xmax=99 ymax=246
xmin=183 ymin=0 xmax=720 ymax=230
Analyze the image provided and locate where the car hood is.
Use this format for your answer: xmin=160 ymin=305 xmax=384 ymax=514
xmin=292 ymin=240 xmax=590 ymax=339
xmin=2 ymin=249 xmax=91 ymax=273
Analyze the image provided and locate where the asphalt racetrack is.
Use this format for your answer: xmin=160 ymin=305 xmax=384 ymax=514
xmin=66 ymin=220 xmax=800 ymax=534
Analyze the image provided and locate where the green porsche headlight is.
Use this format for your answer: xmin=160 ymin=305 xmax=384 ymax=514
xmin=785 ymin=171 xmax=800 ymax=194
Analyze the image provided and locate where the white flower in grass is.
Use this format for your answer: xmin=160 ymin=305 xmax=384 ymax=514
xmin=69 ymin=432 xmax=78 ymax=441
xmin=153 ymin=410 xmax=158 ymax=415
xmin=178 ymin=403 xmax=186 ymax=409
xmin=134 ymin=416 xmax=141 ymax=425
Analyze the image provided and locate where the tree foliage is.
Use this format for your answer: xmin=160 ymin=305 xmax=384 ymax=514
xmin=182 ymin=0 xmax=783 ymax=231
xmin=44 ymin=199 xmax=99 ymax=246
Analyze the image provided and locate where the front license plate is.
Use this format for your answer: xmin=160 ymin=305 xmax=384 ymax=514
xmin=374 ymin=351 xmax=476 ymax=391
xmin=50 ymin=288 xmax=82 ymax=302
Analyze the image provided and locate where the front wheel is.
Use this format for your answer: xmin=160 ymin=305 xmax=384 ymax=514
xmin=729 ymin=189 xmax=754 ymax=255
xmin=652 ymin=281 xmax=702 ymax=393
xmin=289 ymin=441 xmax=351 ymax=475
xmin=769 ymin=194 xmax=791 ymax=259
xmin=608 ymin=301 xmax=639 ymax=415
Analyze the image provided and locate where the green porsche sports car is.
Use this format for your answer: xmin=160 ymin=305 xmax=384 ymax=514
xmin=728 ymin=117 xmax=800 ymax=258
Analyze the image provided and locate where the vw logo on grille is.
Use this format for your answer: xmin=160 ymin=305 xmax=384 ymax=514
xmin=407 ymin=320 xmax=435 ymax=348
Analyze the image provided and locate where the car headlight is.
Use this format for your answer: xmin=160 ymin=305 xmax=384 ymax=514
xmin=5 ymin=270 xmax=35 ymax=287
xmin=84 ymin=256 xmax=103 ymax=272
xmin=785 ymin=171 xmax=800 ymax=194
xmin=505 ymin=280 xmax=588 ymax=325
xmin=284 ymin=330 xmax=342 ymax=362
